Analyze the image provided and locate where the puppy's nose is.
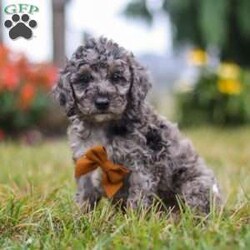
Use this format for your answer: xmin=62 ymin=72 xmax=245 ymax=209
xmin=95 ymin=97 xmax=110 ymax=110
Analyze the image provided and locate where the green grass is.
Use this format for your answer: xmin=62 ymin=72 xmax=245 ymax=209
xmin=0 ymin=127 xmax=250 ymax=249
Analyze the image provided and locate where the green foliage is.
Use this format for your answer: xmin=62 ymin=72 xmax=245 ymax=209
xmin=0 ymin=131 xmax=250 ymax=249
xmin=123 ymin=0 xmax=250 ymax=66
xmin=237 ymin=0 xmax=250 ymax=38
xmin=199 ymin=0 xmax=228 ymax=47
xmin=176 ymin=67 xmax=250 ymax=126
xmin=123 ymin=0 xmax=153 ymax=24
xmin=0 ymin=90 xmax=49 ymax=134
xmin=163 ymin=0 xmax=206 ymax=46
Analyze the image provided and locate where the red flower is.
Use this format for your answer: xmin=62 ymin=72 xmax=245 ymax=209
xmin=15 ymin=55 xmax=30 ymax=77
xmin=44 ymin=66 xmax=58 ymax=89
xmin=0 ymin=64 xmax=19 ymax=91
xmin=19 ymin=83 xmax=36 ymax=110
xmin=0 ymin=45 xmax=9 ymax=66
xmin=26 ymin=65 xmax=58 ymax=90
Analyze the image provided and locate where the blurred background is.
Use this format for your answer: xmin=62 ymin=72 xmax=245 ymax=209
xmin=0 ymin=0 xmax=250 ymax=143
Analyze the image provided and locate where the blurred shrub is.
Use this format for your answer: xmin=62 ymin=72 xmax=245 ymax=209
xmin=124 ymin=0 xmax=250 ymax=67
xmin=0 ymin=45 xmax=57 ymax=136
xmin=176 ymin=54 xmax=250 ymax=126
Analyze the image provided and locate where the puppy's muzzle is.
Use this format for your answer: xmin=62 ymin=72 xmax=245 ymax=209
xmin=95 ymin=96 xmax=110 ymax=111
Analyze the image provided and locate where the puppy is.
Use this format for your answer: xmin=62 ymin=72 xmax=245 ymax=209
xmin=53 ymin=37 xmax=221 ymax=214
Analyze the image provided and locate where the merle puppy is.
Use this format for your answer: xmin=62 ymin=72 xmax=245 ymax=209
xmin=53 ymin=37 xmax=221 ymax=214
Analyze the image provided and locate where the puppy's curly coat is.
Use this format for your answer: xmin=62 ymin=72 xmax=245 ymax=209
xmin=53 ymin=37 xmax=221 ymax=213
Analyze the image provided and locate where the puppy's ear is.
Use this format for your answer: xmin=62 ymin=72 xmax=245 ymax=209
xmin=128 ymin=55 xmax=152 ymax=107
xmin=52 ymin=72 xmax=77 ymax=117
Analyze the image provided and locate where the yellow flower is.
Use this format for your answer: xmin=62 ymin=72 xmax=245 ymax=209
xmin=217 ymin=79 xmax=242 ymax=95
xmin=188 ymin=49 xmax=208 ymax=66
xmin=217 ymin=63 xmax=240 ymax=80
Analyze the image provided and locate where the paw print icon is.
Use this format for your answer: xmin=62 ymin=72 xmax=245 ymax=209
xmin=4 ymin=14 xmax=37 ymax=40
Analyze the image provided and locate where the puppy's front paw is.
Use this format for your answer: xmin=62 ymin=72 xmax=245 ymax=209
xmin=75 ymin=191 xmax=99 ymax=212
xmin=126 ymin=199 xmax=138 ymax=210
xmin=75 ymin=191 xmax=84 ymax=205
xmin=126 ymin=197 xmax=151 ymax=210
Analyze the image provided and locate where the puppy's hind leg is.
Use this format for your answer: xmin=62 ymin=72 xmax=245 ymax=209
xmin=176 ymin=173 xmax=222 ymax=215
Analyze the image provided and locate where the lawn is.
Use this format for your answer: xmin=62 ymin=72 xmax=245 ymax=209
xmin=0 ymin=127 xmax=249 ymax=249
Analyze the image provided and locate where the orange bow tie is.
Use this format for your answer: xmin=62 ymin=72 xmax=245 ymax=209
xmin=75 ymin=145 xmax=130 ymax=198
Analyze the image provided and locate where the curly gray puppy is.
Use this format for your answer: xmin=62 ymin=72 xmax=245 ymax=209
xmin=53 ymin=37 xmax=221 ymax=214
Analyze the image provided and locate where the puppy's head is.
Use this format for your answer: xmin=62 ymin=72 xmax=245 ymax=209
xmin=53 ymin=37 xmax=151 ymax=123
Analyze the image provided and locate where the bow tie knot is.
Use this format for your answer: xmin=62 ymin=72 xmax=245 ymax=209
xmin=75 ymin=145 xmax=130 ymax=198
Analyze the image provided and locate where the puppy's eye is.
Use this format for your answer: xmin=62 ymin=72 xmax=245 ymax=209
xmin=78 ymin=73 xmax=92 ymax=84
xmin=111 ymin=72 xmax=123 ymax=83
